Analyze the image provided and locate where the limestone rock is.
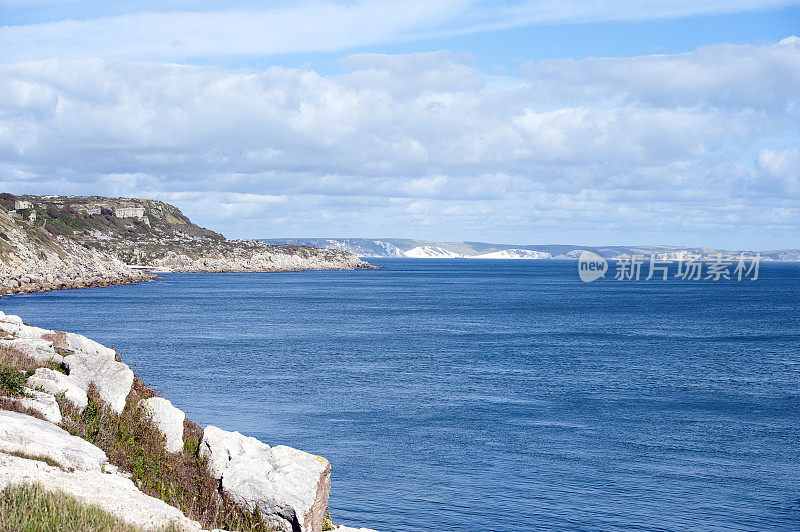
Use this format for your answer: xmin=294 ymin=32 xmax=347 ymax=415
xmin=0 ymin=321 xmax=53 ymax=340
xmin=16 ymin=388 xmax=62 ymax=424
xmin=27 ymin=367 xmax=89 ymax=412
xmin=0 ymin=453 xmax=202 ymax=531
xmin=63 ymin=353 xmax=133 ymax=414
xmin=0 ymin=411 xmax=106 ymax=471
xmin=0 ymin=320 xmax=132 ymax=414
xmin=64 ymin=331 xmax=117 ymax=360
xmin=141 ymin=397 xmax=185 ymax=453
xmin=0 ymin=312 xmax=23 ymax=325
xmin=0 ymin=337 xmax=61 ymax=363
xmin=200 ymin=425 xmax=272 ymax=480
xmin=200 ymin=425 xmax=331 ymax=532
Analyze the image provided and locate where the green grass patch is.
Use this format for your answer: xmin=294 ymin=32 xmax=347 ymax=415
xmin=0 ymin=345 xmax=54 ymax=397
xmin=0 ymin=482 xmax=176 ymax=532
xmin=0 ymin=366 xmax=26 ymax=396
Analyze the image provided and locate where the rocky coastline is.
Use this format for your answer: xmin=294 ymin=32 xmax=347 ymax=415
xmin=0 ymin=194 xmax=375 ymax=298
xmin=1 ymin=271 xmax=158 ymax=297
xmin=0 ymin=194 xmax=379 ymax=530
xmin=0 ymin=310 xmax=376 ymax=532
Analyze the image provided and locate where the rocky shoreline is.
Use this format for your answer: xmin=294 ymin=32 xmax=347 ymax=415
xmin=1 ymin=271 xmax=158 ymax=297
xmin=0 ymin=311 xmax=377 ymax=532
xmin=0 ymin=194 xmax=376 ymax=300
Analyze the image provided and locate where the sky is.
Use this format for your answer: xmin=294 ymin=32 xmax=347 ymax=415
xmin=0 ymin=1 xmax=798 ymax=249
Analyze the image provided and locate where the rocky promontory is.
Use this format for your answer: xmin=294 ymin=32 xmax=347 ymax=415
xmin=0 ymin=194 xmax=374 ymax=296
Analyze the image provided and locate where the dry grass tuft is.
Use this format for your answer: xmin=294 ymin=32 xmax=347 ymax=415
xmin=0 ymin=482 xmax=172 ymax=532
xmin=58 ymin=379 xmax=274 ymax=531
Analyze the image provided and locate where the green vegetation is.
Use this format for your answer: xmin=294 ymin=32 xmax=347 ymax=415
xmin=1 ymin=343 xmax=272 ymax=531
xmin=0 ymin=346 xmax=38 ymax=397
xmin=0 ymin=345 xmax=66 ymax=397
xmin=58 ymin=380 xmax=274 ymax=531
xmin=0 ymin=340 xmax=269 ymax=530
xmin=15 ymin=208 xmax=33 ymax=221
xmin=322 ymin=508 xmax=336 ymax=531
xmin=0 ymin=345 xmax=50 ymax=419
xmin=0 ymin=367 xmax=26 ymax=396
xmin=3 ymin=194 xmax=227 ymax=266
xmin=0 ymin=482 xmax=175 ymax=532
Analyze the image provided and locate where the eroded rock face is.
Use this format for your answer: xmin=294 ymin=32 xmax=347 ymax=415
xmin=141 ymin=397 xmax=185 ymax=453
xmin=0 ymin=312 xmax=23 ymax=325
xmin=63 ymin=352 xmax=133 ymax=414
xmin=0 ymin=453 xmax=202 ymax=531
xmin=27 ymin=367 xmax=89 ymax=412
xmin=0 ymin=411 xmax=106 ymax=471
xmin=0 ymin=314 xmax=133 ymax=415
xmin=63 ymin=331 xmax=116 ymax=360
xmin=200 ymin=426 xmax=332 ymax=532
xmin=0 ymin=337 xmax=62 ymax=363
xmin=17 ymin=388 xmax=62 ymax=424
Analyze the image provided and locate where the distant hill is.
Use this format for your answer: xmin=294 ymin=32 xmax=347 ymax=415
xmin=0 ymin=194 xmax=373 ymax=295
xmin=262 ymin=238 xmax=800 ymax=261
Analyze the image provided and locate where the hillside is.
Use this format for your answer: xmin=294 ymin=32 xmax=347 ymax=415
xmin=263 ymin=238 xmax=800 ymax=261
xmin=0 ymin=194 xmax=373 ymax=294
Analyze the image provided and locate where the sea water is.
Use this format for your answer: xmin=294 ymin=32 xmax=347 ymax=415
xmin=3 ymin=259 xmax=799 ymax=531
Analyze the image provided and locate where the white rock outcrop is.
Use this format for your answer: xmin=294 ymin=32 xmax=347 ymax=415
xmin=0 ymin=337 xmax=62 ymax=363
xmin=26 ymin=367 xmax=89 ymax=412
xmin=0 ymin=311 xmax=23 ymax=325
xmin=141 ymin=397 xmax=185 ymax=453
xmin=200 ymin=425 xmax=332 ymax=532
xmin=0 ymin=411 xmax=106 ymax=471
xmin=63 ymin=351 xmax=133 ymax=414
xmin=63 ymin=331 xmax=116 ymax=360
xmin=17 ymin=388 xmax=62 ymax=424
xmin=0 ymin=453 xmax=202 ymax=531
xmin=0 ymin=315 xmax=133 ymax=414
xmin=0 ymin=314 xmax=378 ymax=531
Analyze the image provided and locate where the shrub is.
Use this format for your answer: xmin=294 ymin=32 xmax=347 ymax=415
xmin=58 ymin=379 xmax=274 ymax=531
xmin=0 ymin=367 xmax=27 ymax=396
xmin=0 ymin=345 xmax=51 ymax=420
xmin=0 ymin=193 xmax=15 ymax=210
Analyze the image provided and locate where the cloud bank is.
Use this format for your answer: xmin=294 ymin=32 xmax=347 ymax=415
xmin=0 ymin=37 xmax=798 ymax=246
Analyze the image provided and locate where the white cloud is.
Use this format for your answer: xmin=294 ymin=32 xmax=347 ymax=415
xmin=1 ymin=0 xmax=798 ymax=62
xmin=0 ymin=39 xmax=798 ymax=246
xmin=529 ymin=36 xmax=800 ymax=112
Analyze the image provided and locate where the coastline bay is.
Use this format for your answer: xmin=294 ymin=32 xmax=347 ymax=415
xmin=2 ymin=259 xmax=799 ymax=531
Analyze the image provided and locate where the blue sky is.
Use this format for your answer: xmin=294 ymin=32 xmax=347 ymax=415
xmin=0 ymin=1 xmax=798 ymax=248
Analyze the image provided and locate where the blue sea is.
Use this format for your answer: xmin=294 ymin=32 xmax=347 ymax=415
xmin=2 ymin=259 xmax=799 ymax=531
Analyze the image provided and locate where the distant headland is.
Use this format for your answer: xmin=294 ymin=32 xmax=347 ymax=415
xmin=0 ymin=194 xmax=375 ymax=296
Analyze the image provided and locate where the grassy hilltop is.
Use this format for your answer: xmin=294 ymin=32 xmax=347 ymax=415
xmin=0 ymin=194 xmax=372 ymax=280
